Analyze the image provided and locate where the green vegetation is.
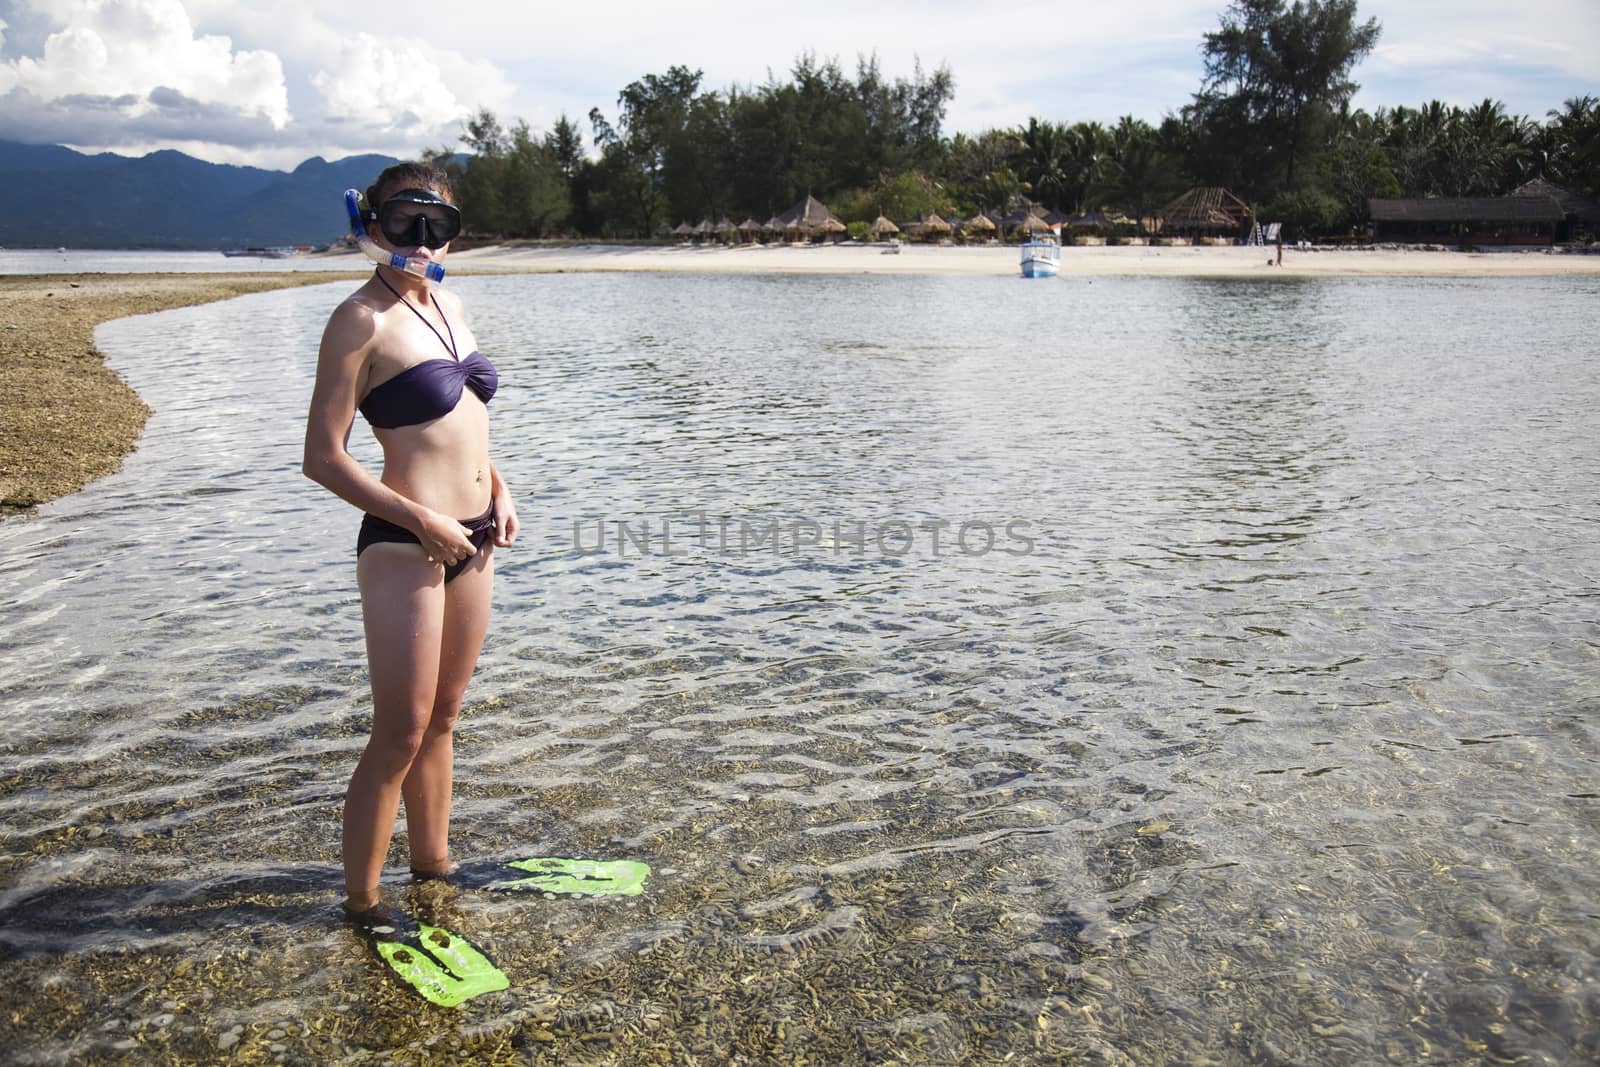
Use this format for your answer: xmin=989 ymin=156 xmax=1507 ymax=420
xmin=425 ymin=2 xmax=1600 ymax=242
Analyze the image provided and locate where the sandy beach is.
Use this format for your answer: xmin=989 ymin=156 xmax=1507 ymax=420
xmin=442 ymin=239 xmax=1600 ymax=278
xmin=4 ymin=243 xmax=1597 ymax=515
xmin=0 ymin=272 xmax=350 ymax=515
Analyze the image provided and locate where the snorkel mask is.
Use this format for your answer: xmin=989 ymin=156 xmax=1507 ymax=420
xmin=343 ymin=188 xmax=458 ymax=284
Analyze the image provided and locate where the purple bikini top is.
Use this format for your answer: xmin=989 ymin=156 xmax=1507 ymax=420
xmin=358 ymin=350 xmax=498 ymax=429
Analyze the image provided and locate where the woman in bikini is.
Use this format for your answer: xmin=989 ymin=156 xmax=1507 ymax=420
xmin=302 ymin=161 xmax=517 ymax=919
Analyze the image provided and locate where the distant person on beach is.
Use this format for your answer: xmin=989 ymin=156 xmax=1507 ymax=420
xmin=302 ymin=161 xmax=517 ymax=921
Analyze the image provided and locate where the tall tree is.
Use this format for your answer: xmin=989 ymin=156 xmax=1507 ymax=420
xmin=1197 ymin=0 xmax=1381 ymax=190
xmin=589 ymin=66 xmax=704 ymax=234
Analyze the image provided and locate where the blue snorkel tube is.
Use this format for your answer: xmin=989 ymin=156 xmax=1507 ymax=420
xmin=345 ymin=189 xmax=446 ymax=285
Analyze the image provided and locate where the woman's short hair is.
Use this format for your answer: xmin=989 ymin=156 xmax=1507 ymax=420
xmin=366 ymin=162 xmax=455 ymax=209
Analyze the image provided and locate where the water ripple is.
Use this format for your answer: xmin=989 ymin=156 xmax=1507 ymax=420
xmin=0 ymin=274 xmax=1596 ymax=1062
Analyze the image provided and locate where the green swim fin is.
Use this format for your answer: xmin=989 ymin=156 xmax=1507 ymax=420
xmin=432 ymin=857 xmax=651 ymax=896
xmin=348 ymin=906 xmax=509 ymax=1007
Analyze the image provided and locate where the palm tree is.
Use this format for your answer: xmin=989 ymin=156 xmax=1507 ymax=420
xmin=1060 ymin=122 xmax=1109 ymax=216
xmin=1547 ymin=96 xmax=1600 ymax=198
xmin=1016 ymin=118 xmax=1069 ymax=212
xmin=1102 ymin=117 xmax=1168 ymax=234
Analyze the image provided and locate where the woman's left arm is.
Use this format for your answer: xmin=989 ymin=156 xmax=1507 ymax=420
xmin=490 ymin=460 xmax=519 ymax=546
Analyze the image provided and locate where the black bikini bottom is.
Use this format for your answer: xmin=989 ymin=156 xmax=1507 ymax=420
xmin=356 ymin=501 xmax=495 ymax=583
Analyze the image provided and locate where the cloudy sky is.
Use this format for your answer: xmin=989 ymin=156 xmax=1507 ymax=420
xmin=1 ymin=0 xmax=1595 ymax=171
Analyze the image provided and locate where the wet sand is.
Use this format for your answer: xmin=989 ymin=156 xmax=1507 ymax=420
xmin=0 ymin=272 xmax=349 ymax=516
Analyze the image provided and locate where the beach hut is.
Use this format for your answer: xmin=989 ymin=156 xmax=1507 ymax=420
xmin=653 ymin=222 xmax=674 ymax=239
xmin=904 ymin=212 xmax=951 ymax=241
xmin=1065 ymin=208 xmax=1116 ymax=232
xmin=1510 ymin=179 xmax=1600 ymax=241
xmin=1157 ymin=187 xmax=1253 ymax=241
xmin=776 ymin=195 xmax=845 ymax=240
xmin=671 ymin=221 xmax=695 ymax=241
xmin=714 ymin=216 xmax=737 ymax=240
xmin=737 ymin=217 xmax=762 ymax=243
xmin=1001 ymin=208 xmax=1054 ymax=236
xmin=961 ymin=213 xmax=997 ymax=242
xmin=1367 ymin=196 xmax=1565 ymax=246
xmin=870 ymin=215 xmax=900 ymax=239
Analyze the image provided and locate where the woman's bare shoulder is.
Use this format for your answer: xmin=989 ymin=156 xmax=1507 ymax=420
xmin=321 ymin=286 xmax=384 ymax=353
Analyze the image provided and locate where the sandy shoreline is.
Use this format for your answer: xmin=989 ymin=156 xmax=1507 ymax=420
xmin=0 ymin=272 xmax=351 ymax=516
xmin=441 ymin=240 xmax=1600 ymax=278
xmin=4 ymin=243 xmax=1597 ymax=516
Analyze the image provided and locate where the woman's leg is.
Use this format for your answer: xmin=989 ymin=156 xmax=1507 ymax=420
xmin=345 ymin=544 xmax=445 ymax=910
xmin=403 ymin=543 xmax=495 ymax=876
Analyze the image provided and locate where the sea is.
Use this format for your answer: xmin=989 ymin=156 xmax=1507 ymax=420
xmin=0 ymin=248 xmax=372 ymax=275
xmin=0 ymin=256 xmax=1596 ymax=1064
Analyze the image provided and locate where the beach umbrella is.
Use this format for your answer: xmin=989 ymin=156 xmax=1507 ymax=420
xmin=1003 ymin=209 xmax=1053 ymax=235
xmin=1065 ymin=209 xmax=1115 ymax=231
xmin=694 ymin=219 xmax=713 ymax=235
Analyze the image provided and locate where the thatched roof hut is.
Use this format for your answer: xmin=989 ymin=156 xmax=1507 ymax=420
xmin=672 ymin=221 xmax=695 ymax=237
xmin=1002 ymin=209 xmax=1054 ymax=235
xmin=1158 ymin=187 xmax=1253 ymax=235
xmin=870 ymin=215 xmax=900 ymax=237
xmin=654 ymin=223 xmax=674 ymax=239
xmin=777 ymin=195 xmax=844 ymax=233
xmin=1511 ymin=178 xmax=1600 ymax=239
xmin=1367 ymin=195 xmax=1566 ymax=244
xmin=763 ymin=215 xmax=784 ymax=232
xmin=962 ymin=213 xmax=996 ymax=234
xmin=914 ymin=212 xmax=952 ymax=235
xmin=714 ymin=216 xmax=737 ymax=235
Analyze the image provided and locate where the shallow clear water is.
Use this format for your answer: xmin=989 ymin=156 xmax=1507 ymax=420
xmin=1 ymin=272 xmax=1597 ymax=1064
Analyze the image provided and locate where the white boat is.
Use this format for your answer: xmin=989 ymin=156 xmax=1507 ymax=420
xmin=1020 ymin=235 xmax=1059 ymax=278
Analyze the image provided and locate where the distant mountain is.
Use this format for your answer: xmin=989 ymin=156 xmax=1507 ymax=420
xmin=0 ymin=141 xmax=402 ymax=249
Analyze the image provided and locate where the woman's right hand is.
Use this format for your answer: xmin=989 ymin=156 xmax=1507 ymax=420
xmin=415 ymin=509 xmax=476 ymax=569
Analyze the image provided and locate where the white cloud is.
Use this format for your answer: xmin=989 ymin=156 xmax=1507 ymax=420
xmin=311 ymin=33 xmax=465 ymax=134
xmin=2 ymin=0 xmax=1595 ymax=169
xmin=1 ymin=0 xmax=289 ymax=126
